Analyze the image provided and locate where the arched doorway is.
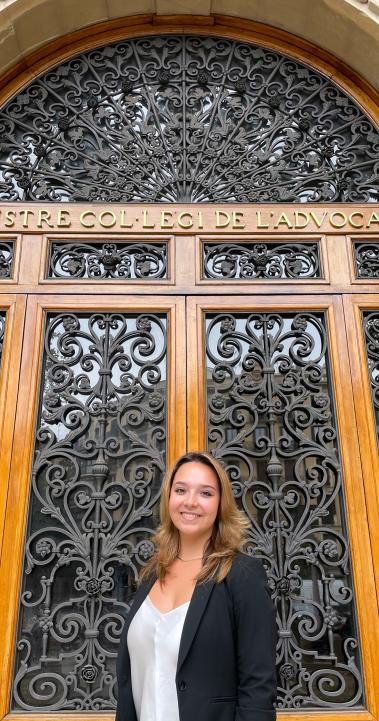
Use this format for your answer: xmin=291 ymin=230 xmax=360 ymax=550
xmin=0 ymin=29 xmax=378 ymax=721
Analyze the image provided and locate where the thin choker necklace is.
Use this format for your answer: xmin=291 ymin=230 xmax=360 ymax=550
xmin=177 ymin=555 xmax=203 ymax=562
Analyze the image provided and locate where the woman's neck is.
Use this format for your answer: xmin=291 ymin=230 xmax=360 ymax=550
xmin=178 ymin=535 xmax=210 ymax=561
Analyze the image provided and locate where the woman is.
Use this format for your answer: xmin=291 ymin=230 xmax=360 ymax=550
xmin=116 ymin=451 xmax=277 ymax=721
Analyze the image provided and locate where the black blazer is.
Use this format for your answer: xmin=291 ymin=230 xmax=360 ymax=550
xmin=116 ymin=553 xmax=277 ymax=721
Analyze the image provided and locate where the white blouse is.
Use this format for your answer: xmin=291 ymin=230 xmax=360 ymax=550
xmin=127 ymin=595 xmax=190 ymax=721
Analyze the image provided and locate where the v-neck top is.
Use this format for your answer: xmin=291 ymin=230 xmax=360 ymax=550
xmin=127 ymin=595 xmax=190 ymax=721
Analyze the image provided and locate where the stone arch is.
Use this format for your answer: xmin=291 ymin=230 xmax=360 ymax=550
xmin=0 ymin=1 xmax=378 ymax=93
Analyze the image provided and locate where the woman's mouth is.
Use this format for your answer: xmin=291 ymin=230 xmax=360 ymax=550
xmin=180 ymin=512 xmax=200 ymax=520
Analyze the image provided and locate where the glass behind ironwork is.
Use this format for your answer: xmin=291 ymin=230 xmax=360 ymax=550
xmin=206 ymin=312 xmax=363 ymax=708
xmin=12 ymin=312 xmax=167 ymax=711
xmin=47 ymin=241 xmax=168 ymax=279
xmin=0 ymin=241 xmax=14 ymax=278
xmin=203 ymin=241 xmax=321 ymax=279
xmin=363 ymin=312 xmax=379 ymax=444
xmin=0 ymin=36 xmax=378 ymax=203
xmin=354 ymin=242 xmax=379 ymax=278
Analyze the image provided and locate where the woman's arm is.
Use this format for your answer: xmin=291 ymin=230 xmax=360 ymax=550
xmin=227 ymin=555 xmax=277 ymax=721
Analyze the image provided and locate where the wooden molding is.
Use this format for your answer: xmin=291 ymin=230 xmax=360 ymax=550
xmin=343 ymin=295 xmax=379 ymax=606
xmin=0 ymin=295 xmax=26 ymax=560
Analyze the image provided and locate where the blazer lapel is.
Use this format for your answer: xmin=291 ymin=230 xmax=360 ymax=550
xmin=177 ymin=579 xmax=216 ymax=672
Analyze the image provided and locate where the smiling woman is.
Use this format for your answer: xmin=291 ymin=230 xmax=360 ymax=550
xmin=116 ymin=451 xmax=277 ymax=721
xmin=168 ymin=461 xmax=220 ymax=550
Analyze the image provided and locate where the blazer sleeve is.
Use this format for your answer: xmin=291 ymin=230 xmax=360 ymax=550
xmin=227 ymin=556 xmax=277 ymax=721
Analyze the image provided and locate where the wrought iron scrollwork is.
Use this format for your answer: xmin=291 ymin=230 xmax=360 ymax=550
xmin=203 ymin=241 xmax=321 ymax=279
xmin=206 ymin=312 xmax=363 ymax=707
xmin=0 ymin=312 xmax=5 ymax=354
xmin=0 ymin=241 xmax=14 ymax=278
xmin=363 ymin=312 xmax=379 ymax=440
xmin=48 ymin=241 xmax=167 ymax=279
xmin=0 ymin=36 xmax=378 ymax=202
xmin=12 ymin=312 xmax=167 ymax=711
xmin=354 ymin=242 xmax=379 ymax=278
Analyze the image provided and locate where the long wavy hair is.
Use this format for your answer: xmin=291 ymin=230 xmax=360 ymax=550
xmin=141 ymin=451 xmax=249 ymax=584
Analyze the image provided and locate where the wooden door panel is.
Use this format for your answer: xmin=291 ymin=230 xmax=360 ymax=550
xmin=343 ymin=295 xmax=379 ymax=605
xmin=0 ymin=295 xmax=26 ymax=559
xmin=187 ymin=295 xmax=379 ymax=721
xmin=0 ymin=294 xmax=186 ymax=721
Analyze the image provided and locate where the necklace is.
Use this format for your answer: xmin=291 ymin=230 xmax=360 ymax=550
xmin=177 ymin=555 xmax=203 ymax=562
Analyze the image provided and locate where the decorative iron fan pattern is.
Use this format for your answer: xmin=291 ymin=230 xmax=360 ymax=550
xmin=0 ymin=36 xmax=378 ymax=203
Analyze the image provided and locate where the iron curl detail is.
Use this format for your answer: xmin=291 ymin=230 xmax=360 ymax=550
xmin=203 ymin=241 xmax=321 ymax=279
xmin=363 ymin=311 xmax=379 ymax=444
xmin=0 ymin=241 xmax=14 ymax=278
xmin=354 ymin=243 xmax=379 ymax=279
xmin=48 ymin=241 xmax=167 ymax=280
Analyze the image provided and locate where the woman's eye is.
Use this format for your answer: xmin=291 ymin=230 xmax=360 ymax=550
xmin=175 ymin=487 xmax=185 ymax=494
xmin=201 ymin=491 xmax=212 ymax=497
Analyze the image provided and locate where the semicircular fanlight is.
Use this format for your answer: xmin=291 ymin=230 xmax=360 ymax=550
xmin=0 ymin=35 xmax=378 ymax=203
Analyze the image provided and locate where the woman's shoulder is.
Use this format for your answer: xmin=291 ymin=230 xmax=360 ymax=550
xmin=225 ymin=552 xmax=274 ymax=610
xmin=227 ymin=552 xmax=268 ymax=587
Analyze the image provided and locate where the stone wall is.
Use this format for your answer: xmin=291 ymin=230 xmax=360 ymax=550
xmin=0 ymin=0 xmax=378 ymax=91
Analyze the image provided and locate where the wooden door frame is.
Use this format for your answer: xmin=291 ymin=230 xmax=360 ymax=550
xmin=343 ymin=296 xmax=379 ymax=603
xmin=0 ymin=294 xmax=26 ymax=557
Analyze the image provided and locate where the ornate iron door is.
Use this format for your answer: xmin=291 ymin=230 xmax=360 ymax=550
xmin=0 ymin=226 xmax=378 ymax=721
xmin=1 ymin=294 xmax=186 ymax=714
xmin=187 ymin=294 xmax=376 ymax=713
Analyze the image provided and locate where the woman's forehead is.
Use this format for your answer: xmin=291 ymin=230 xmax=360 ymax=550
xmin=173 ymin=461 xmax=219 ymax=487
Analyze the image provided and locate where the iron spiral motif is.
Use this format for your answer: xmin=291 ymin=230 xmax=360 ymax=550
xmin=354 ymin=243 xmax=379 ymax=278
xmin=48 ymin=241 xmax=167 ymax=279
xmin=12 ymin=312 xmax=167 ymax=710
xmin=203 ymin=241 xmax=321 ymax=279
xmin=0 ymin=311 xmax=6 ymax=354
xmin=0 ymin=241 xmax=14 ymax=278
xmin=363 ymin=311 xmax=379 ymax=435
xmin=0 ymin=36 xmax=378 ymax=202
xmin=206 ymin=312 xmax=363 ymax=707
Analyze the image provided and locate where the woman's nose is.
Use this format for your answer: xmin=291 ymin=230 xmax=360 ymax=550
xmin=184 ymin=491 xmax=198 ymax=507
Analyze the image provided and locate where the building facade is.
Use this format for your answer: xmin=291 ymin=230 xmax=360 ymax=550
xmin=0 ymin=2 xmax=378 ymax=721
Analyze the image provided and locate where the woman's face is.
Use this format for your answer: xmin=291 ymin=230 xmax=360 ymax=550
xmin=169 ymin=461 xmax=220 ymax=542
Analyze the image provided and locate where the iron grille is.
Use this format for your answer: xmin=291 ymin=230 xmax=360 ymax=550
xmin=206 ymin=311 xmax=363 ymax=708
xmin=363 ymin=311 xmax=379 ymax=438
xmin=0 ymin=241 xmax=14 ymax=278
xmin=0 ymin=36 xmax=378 ymax=203
xmin=354 ymin=242 xmax=379 ymax=278
xmin=203 ymin=241 xmax=321 ymax=279
xmin=47 ymin=241 xmax=168 ymax=279
xmin=12 ymin=312 xmax=167 ymax=711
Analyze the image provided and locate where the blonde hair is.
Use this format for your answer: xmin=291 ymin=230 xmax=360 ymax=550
xmin=141 ymin=451 xmax=249 ymax=584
